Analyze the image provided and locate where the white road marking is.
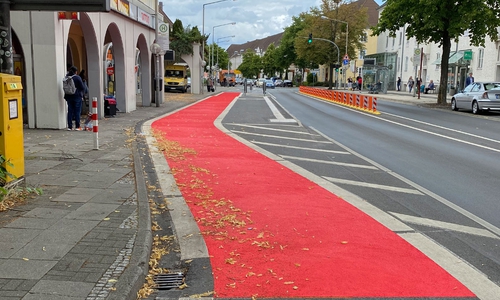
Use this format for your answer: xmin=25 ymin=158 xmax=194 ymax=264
xmin=264 ymin=95 xmax=296 ymax=122
xmin=390 ymin=212 xmax=499 ymax=239
xmin=312 ymin=125 xmax=500 ymax=238
xmin=252 ymin=141 xmax=350 ymax=154
xmin=384 ymin=111 xmax=500 ymax=146
xmin=230 ymin=130 xmax=332 ymax=143
xmin=230 ymin=123 xmax=318 ymax=136
xmin=323 ymin=176 xmax=423 ymax=195
xmin=216 ymin=95 xmax=500 ymax=298
xmin=400 ymin=232 xmax=500 ymax=300
xmin=281 ymin=155 xmax=378 ymax=169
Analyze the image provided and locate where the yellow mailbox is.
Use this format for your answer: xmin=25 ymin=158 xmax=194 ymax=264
xmin=0 ymin=73 xmax=24 ymax=183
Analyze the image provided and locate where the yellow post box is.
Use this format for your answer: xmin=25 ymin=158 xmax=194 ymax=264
xmin=0 ymin=73 xmax=24 ymax=184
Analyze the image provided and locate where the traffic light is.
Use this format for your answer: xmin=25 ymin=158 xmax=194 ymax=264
xmin=308 ymin=33 xmax=312 ymax=44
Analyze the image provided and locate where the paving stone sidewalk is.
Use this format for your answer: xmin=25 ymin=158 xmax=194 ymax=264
xmin=0 ymin=93 xmax=204 ymax=300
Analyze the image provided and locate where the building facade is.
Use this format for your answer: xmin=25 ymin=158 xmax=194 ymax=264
xmin=10 ymin=1 xmax=177 ymax=129
xmin=374 ymin=6 xmax=500 ymax=93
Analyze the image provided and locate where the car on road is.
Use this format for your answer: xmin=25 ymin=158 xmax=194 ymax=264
xmin=451 ymin=82 xmax=500 ymax=114
xmin=265 ymin=80 xmax=275 ymax=89
xmin=274 ymin=79 xmax=283 ymax=87
xmin=283 ymin=80 xmax=293 ymax=87
xmin=244 ymin=78 xmax=253 ymax=86
xmin=256 ymin=78 xmax=266 ymax=87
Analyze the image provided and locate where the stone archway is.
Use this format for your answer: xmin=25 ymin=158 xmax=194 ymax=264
xmin=136 ymin=34 xmax=151 ymax=107
xmin=78 ymin=13 xmax=102 ymax=118
xmin=103 ymin=23 xmax=125 ymax=113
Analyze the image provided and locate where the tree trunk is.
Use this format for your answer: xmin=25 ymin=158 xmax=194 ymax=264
xmin=328 ymin=63 xmax=334 ymax=89
xmin=438 ymin=33 xmax=451 ymax=105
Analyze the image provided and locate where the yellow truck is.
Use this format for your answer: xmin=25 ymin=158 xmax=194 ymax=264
xmin=164 ymin=64 xmax=188 ymax=93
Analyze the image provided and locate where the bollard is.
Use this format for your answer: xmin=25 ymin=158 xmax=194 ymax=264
xmin=92 ymin=97 xmax=99 ymax=150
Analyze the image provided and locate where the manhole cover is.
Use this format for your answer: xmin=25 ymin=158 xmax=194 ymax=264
xmin=153 ymin=272 xmax=185 ymax=290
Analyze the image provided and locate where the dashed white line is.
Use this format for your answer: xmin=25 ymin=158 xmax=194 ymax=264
xmin=390 ymin=212 xmax=499 ymax=239
xmin=230 ymin=130 xmax=332 ymax=143
xmin=281 ymin=155 xmax=378 ymax=169
xmin=323 ymin=176 xmax=423 ymax=195
xmin=252 ymin=141 xmax=350 ymax=154
xmin=230 ymin=123 xmax=317 ymax=136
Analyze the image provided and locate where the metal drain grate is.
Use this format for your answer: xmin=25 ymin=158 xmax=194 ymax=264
xmin=153 ymin=272 xmax=185 ymax=290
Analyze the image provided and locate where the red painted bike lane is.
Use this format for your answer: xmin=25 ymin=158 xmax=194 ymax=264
xmin=152 ymin=92 xmax=475 ymax=298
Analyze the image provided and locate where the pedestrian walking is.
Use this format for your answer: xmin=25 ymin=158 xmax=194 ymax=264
xmin=407 ymin=76 xmax=414 ymax=93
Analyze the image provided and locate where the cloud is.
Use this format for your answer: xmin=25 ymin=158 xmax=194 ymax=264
xmin=161 ymin=0 xmax=384 ymax=48
xmin=162 ymin=0 xmax=322 ymax=47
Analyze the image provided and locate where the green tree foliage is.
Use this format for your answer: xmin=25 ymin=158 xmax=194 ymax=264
xmin=208 ymin=43 xmax=229 ymax=71
xmin=169 ymin=19 xmax=206 ymax=62
xmin=238 ymin=50 xmax=262 ymax=79
xmin=294 ymin=0 xmax=368 ymax=89
xmin=262 ymin=43 xmax=279 ymax=77
xmin=372 ymin=0 xmax=500 ymax=105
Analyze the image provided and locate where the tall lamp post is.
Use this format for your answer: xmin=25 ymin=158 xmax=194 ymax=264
xmin=217 ymin=35 xmax=235 ymax=66
xmin=212 ymin=22 xmax=235 ymax=79
xmin=203 ymin=0 xmax=232 ymax=64
xmin=321 ymin=16 xmax=348 ymax=89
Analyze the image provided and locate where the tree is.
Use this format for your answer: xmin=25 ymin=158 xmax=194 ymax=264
xmin=372 ymin=0 xmax=500 ymax=105
xmin=169 ymin=19 xmax=206 ymax=62
xmin=262 ymin=43 xmax=278 ymax=77
xmin=294 ymin=1 xmax=368 ymax=89
xmin=238 ymin=50 xmax=262 ymax=79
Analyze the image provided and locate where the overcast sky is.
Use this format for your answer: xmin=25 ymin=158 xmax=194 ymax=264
xmin=161 ymin=0 xmax=384 ymax=48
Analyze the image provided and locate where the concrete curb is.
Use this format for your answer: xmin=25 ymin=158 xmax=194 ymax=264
xmin=107 ymin=139 xmax=152 ymax=300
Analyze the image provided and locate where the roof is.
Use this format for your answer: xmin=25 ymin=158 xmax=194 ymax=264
xmin=226 ymin=32 xmax=284 ymax=55
xmin=352 ymin=0 xmax=380 ymax=27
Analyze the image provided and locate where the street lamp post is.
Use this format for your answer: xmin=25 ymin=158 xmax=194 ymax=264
xmin=217 ymin=35 xmax=235 ymax=67
xmin=203 ymin=0 xmax=232 ymax=65
xmin=321 ymin=16 xmax=348 ymax=89
xmin=212 ymin=22 xmax=235 ymax=80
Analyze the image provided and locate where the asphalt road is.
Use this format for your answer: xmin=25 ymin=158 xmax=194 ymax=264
xmin=221 ymin=86 xmax=500 ymax=296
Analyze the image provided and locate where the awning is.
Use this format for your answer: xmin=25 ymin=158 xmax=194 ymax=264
xmin=449 ymin=51 xmax=464 ymax=64
xmin=431 ymin=51 xmax=465 ymax=65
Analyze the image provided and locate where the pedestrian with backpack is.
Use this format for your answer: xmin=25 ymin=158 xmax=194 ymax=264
xmin=63 ymin=66 xmax=86 ymax=131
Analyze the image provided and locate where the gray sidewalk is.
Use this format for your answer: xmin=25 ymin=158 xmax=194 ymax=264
xmin=0 ymin=87 xmax=444 ymax=300
xmin=0 ymin=92 xmax=204 ymax=300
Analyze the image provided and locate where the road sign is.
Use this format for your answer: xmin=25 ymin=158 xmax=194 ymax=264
xmin=464 ymin=50 xmax=473 ymax=60
xmin=344 ymin=54 xmax=349 ymax=60
xmin=157 ymin=22 xmax=170 ymax=53
xmin=343 ymin=59 xmax=349 ymax=65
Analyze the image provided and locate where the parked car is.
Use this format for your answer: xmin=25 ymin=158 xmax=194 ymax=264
xmin=283 ymin=80 xmax=293 ymax=87
xmin=235 ymin=77 xmax=243 ymax=85
xmin=463 ymin=84 xmax=500 ymax=114
xmin=451 ymin=82 xmax=500 ymax=114
xmin=265 ymin=79 xmax=275 ymax=89
xmin=244 ymin=78 xmax=253 ymax=86
xmin=256 ymin=78 xmax=266 ymax=87
xmin=274 ymin=79 xmax=283 ymax=87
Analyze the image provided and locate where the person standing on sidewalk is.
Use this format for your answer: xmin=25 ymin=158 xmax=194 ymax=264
xmin=465 ymin=73 xmax=474 ymax=87
xmin=397 ymin=77 xmax=401 ymax=91
xmin=64 ymin=66 xmax=85 ymax=131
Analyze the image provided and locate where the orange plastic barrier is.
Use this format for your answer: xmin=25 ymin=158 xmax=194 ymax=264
xmin=299 ymin=86 xmax=379 ymax=114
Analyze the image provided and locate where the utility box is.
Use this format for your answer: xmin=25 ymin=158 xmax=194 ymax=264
xmin=0 ymin=73 xmax=24 ymax=183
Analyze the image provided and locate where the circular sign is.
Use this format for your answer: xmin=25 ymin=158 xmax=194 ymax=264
xmin=159 ymin=23 xmax=168 ymax=34
xmin=106 ymin=67 xmax=114 ymax=75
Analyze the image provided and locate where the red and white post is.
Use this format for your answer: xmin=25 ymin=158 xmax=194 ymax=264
xmin=92 ymin=97 xmax=99 ymax=150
